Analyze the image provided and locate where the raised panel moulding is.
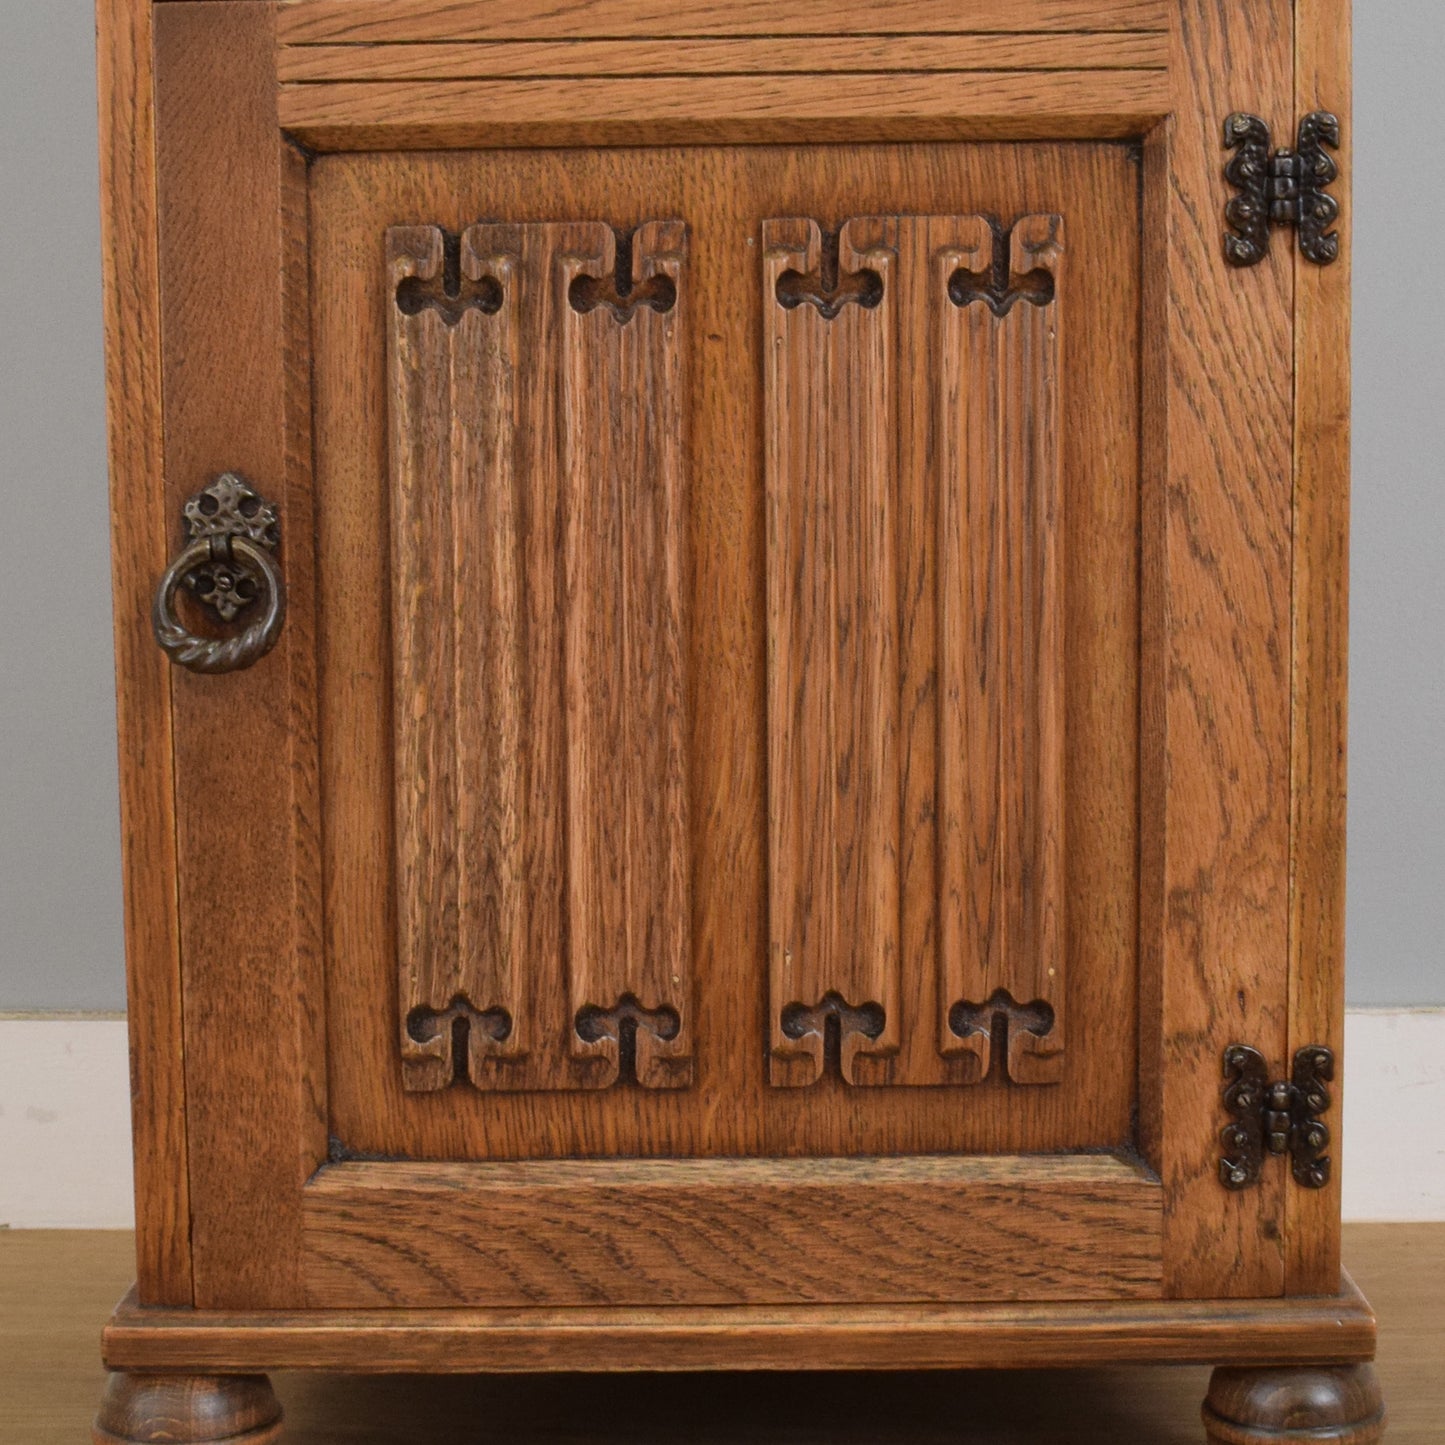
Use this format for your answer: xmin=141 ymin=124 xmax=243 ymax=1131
xmin=387 ymin=220 xmax=692 ymax=1093
xmin=764 ymin=213 xmax=1064 ymax=1088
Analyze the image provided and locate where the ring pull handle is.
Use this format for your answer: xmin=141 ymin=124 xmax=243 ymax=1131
xmin=150 ymin=474 xmax=287 ymax=674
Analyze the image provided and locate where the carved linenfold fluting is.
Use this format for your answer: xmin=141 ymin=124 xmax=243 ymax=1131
xmin=387 ymin=220 xmax=692 ymax=1094
xmin=574 ymin=995 xmax=687 ymax=1089
xmin=765 ymin=213 xmax=1064 ymax=1088
xmin=946 ymin=214 xmax=1060 ymax=315
xmin=405 ymin=994 xmax=514 ymax=1090
xmin=937 ymin=211 xmax=1066 ymax=1089
xmin=567 ymin=224 xmax=679 ymax=320
xmin=558 ymin=218 xmax=694 ymax=1092
xmin=763 ymin=215 xmax=903 ymax=1089
xmin=773 ymin=225 xmax=884 ymax=318
xmin=947 ymin=990 xmax=1058 ymax=1085
xmin=777 ymin=993 xmax=888 ymax=1085
xmin=393 ymin=225 xmax=504 ymax=323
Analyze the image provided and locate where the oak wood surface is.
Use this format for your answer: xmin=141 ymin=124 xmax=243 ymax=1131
xmin=95 ymin=0 xmax=192 ymax=1307
xmin=6 ymin=1227 xmax=1426 ymax=1442
xmin=300 ymin=1156 xmax=1161 ymax=1307
xmin=1151 ymin=0 xmax=1295 ymax=1299
xmin=387 ymin=223 xmax=521 ymax=1093
xmin=100 ymin=1273 xmax=1380 ymax=1376
xmin=1203 ymin=1364 xmax=1385 ymax=1445
xmin=763 ymin=215 xmax=903 ymax=1088
xmin=311 ymin=141 xmax=1141 ymax=1166
xmin=278 ymin=71 xmax=1171 ymax=150
xmin=386 ymin=221 xmax=692 ymax=1094
xmin=1286 ymin=0 xmax=1352 ymax=1298
xmin=276 ymin=0 xmax=1171 ymax=44
xmin=560 ymin=221 xmax=694 ymax=1093
xmin=762 ymin=213 xmax=1067 ymax=1090
xmin=105 ymin=0 xmax=1343 ymax=1332
xmin=153 ymin=1 xmax=327 ymax=1310
xmin=937 ymin=216 xmax=1065 ymax=1089
xmin=92 ymin=1373 xmax=283 ymax=1445
xmin=278 ymin=34 xmax=1170 ymax=84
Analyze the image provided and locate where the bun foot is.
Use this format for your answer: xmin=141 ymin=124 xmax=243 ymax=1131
xmin=93 ymin=1372 xmax=283 ymax=1444
xmin=1203 ymin=1365 xmax=1385 ymax=1444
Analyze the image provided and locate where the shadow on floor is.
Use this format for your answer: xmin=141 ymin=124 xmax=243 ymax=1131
xmin=274 ymin=1365 xmax=1214 ymax=1444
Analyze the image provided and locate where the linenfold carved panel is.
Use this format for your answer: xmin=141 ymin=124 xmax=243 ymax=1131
xmin=387 ymin=220 xmax=692 ymax=1093
xmin=764 ymin=214 xmax=1064 ymax=1087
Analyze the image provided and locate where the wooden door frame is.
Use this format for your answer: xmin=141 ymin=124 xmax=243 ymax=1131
xmin=101 ymin=0 xmax=1350 ymax=1310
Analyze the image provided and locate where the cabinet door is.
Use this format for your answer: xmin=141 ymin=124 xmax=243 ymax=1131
xmin=111 ymin=0 xmax=1346 ymax=1311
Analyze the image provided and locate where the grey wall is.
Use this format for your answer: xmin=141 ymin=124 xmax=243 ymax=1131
xmin=1347 ymin=7 xmax=1445 ymax=1005
xmin=0 ymin=2 xmax=1440 ymax=1010
xmin=1 ymin=0 xmax=123 ymax=1011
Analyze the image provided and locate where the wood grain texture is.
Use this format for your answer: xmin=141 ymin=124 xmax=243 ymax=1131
xmin=763 ymin=216 xmax=901 ymax=1087
xmin=1287 ymin=0 xmax=1351 ymax=1298
xmin=561 ymin=221 xmax=693 ymax=1092
xmin=278 ymin=34 xmax=1169 ymax=84
xmin=87 ymin=0 xmax=1360 ymax=1386
xmin=937 ymin=215 xmax=1065 ymax=1088
xmin=312 ymin=143 xmax=1140 ymax=1164
xmin=764 ymin=214 xmax=1065 ymax=1089
xmin=1151 ymin=0 xmax=1295 ymax=1298
xmin=95 ymin=0 xmax=191 ymax=1307
xmin=301 ymin=1156 xmax=1160 ymax=1308
xmin=25 ymin=1232 xmax=1428 ymax=1442
xmin=388 ymin=224 xmax=525 ymax=1093
xmin=153 ymin=1 xmax=326 ymax=1310
xmin=0 ymin=1229 xmax=1410 ymax=1439
xmin=387 ymin=221 xmax=691 ymax=1093
xmin=279 ymin=71 xmax=1169 ymax=151
xmin=100 ymin=1268 xmax=1380 ymax=1377
xmin=276 ymin=0 xmax=1170 ymax=45
xmin=93 ymin=1373 xmax=282 ymax=1445
xmin=1203 ymin=1365 xmax=1385 ymax=1445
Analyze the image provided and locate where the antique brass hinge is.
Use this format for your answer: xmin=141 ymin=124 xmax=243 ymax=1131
xmin=1219 ymin=1044 xmax=1335 ymax=1191
xmin=1222 ymin=111 xmax=1341 ymax=267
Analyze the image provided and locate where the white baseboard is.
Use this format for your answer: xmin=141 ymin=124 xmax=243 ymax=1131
xmin=0 ymin=1016 xmax=135 ymax=1228
xmin=1340 ymin=1007 xmax=1445 ymax=1221
xmin=2 ymin=1009 xmax=1442 ymax=1229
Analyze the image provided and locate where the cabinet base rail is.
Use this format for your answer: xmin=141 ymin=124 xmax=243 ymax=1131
xmin=101 ymin=1274 xmax=1376 ymax=1375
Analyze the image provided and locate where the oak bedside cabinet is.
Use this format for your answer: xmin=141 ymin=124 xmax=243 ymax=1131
xmin=94 ymin=1 xmax=1379 ymax=1441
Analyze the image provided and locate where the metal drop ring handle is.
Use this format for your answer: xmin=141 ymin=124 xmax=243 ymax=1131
xmin=150 ymin=475 xmax=286 ymax=674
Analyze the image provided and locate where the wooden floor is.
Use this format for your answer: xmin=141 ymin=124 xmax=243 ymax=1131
xmin=2 ymin=1226 xmax=1438 ymax=1443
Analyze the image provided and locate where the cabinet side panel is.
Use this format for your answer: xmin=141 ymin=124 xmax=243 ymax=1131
xmin=1288 ymin=0 xmax=1351 ymax=1295
xmin=154 ymin=1 xmax=325 ymax=1309
xmin=1157 ymin=0 xmax=1294 ymax=1297
xmin=97 ymin=0 xmax=192 ymax=1305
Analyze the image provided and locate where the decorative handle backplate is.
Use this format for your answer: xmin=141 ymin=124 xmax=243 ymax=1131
xmin=151 ymin=474 xmax=286 ymax=674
